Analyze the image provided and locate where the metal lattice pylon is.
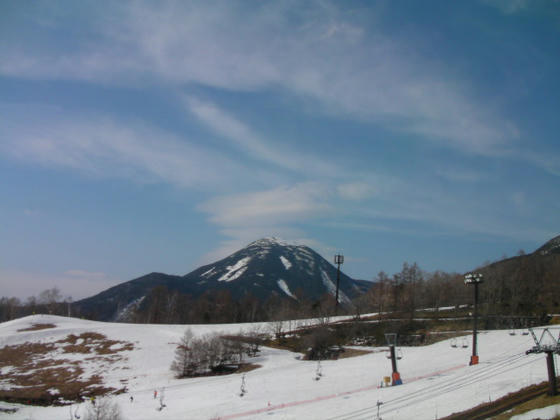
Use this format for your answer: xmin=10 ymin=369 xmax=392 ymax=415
xmin=526 ymin=327 xmax=560 ymax=396
xmin=527 ymin=328 xmax=560 ymax=354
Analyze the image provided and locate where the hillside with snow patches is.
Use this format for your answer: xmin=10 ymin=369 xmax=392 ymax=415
xmin=536 ymin=234 xmax=560 ymax=255
xmin=76 ymin=238 xmax=368 ymax=321
xmin=1 ymin=314 xmax=558 ymax=419
xmin=186 ymin=238 xmax=364 ymax=301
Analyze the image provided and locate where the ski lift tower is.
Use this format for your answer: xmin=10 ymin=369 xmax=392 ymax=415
xmin=385 ymin=333 xmax=402 ymax=386
xmin=464 ymin=272 xmax=483 ymax=366
xmin=334 ymin=253 xmax=344 ymax=315
xmin=526 ymin=328 xmax=560 ymax=396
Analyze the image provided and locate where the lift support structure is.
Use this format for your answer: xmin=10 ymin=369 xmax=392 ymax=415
xmin=526 ymin=327 xmax=560 ymax=396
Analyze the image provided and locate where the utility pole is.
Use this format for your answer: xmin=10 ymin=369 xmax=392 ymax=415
xmin=527 ymin=328 xmax=560 ymax=396
xmin=464 ymin=272 xmax=483 ymax=365
xmin=334 ymin=253 xmax=344 ymax=316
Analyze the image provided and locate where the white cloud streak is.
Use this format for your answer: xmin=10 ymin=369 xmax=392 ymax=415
xmin=0 ymin=106 xmax=249 ymax=190
xmin=185 ymin=96 xmax=337 ymax=177
xmin=198 ymin=183 xmax=331 ymax=227
xmin=1 ymin=1 xmax=556 ymax=269
xmin=196 ymin=182 xmax=342 ymax=262
xmin=0 ymin=1 xmax=524 ymax=160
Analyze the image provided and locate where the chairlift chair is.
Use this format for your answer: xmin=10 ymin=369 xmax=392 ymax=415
xmin=509 ymin=321 xmax=517 ymax=336
xmin=315 ymin=361 xmax=323 ymax=379
xmin=397 ymin=348 xmax=403 ymax=360
xmin=461 ymin=337 xmax=469 ymax=348
xmin=521 ymin=319 xmax=530 ymax=335
xmin=450 ymin=338 xmax=458 ymax=348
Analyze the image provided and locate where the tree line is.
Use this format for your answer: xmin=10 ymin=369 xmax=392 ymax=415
xmin=0 ymin=287 xmax=72 ymax=322
xmin=354 ymin=263 xmax=470 ymax=319
xmin=129 ymin=286 xmax=337 ymax=325
xmin=2 ymin=253 xmax=559 ymax=324
xmin=120 ymin=263 xmax=476 ymax=324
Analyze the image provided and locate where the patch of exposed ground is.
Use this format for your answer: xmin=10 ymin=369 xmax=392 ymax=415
xmin=236 ymin=363 xmax=262 ymax=374
xmin=17 ymin=323 xmax=57 ymax=332
xmin=442 ymin=380 xmax=558 ymax=420
xmin=0 ymin=332 xmax=134 ymax=406
xmin=492 ymin=391 xmax=560 ymax=420
xmin=337 ymin=348 xmax=372 ymax=359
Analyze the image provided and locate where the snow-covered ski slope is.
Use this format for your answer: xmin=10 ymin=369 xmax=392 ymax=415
xmin=0 ymin=314 xmax=556 ymax=420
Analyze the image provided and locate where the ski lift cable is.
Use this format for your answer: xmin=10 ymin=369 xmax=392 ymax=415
xmin=337 ymin=358 xmax=534 ymax=420
xmin=326 ymin=351 xmax=528 ymax=420
xmin=329 ymin=356 xmax=536 ymax=420
xmin=328 ymin=358 xmax=516 ymax=420
xmin=386 ymin=352 xmax=528 ymax=403
xmin=326 ymin=352 xmax=530 ymax=420
xmin=378 ymin=357 xmax=541 ymax=420
xmin=328 ymin=362 xmax=513 ymax=420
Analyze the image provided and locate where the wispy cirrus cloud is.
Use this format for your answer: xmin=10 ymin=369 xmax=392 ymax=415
xmin=184 ymin=96 xmax=337 ymax=177
xmin=198 ymin=182 xmax=331 ymax=228
xmin=0 ymin=105 xmax=252 ymax=190
xmin=0 ymin=1 xmax=525 ymax=161
xmin=196 ymin=182 xmax=338 ymax=263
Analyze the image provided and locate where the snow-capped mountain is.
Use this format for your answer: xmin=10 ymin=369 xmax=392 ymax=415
xmin=75 ymin=238 xmax=369 ymax=321
xmin=183 ymin=237 xmax=366 ymax=301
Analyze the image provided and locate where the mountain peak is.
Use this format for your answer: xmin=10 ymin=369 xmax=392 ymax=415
xmin=248 ymin=237 xmax=298 ymax=247
xmin=535 ymin=234 xmax=560 ymax=255
xmin=185 ymin=237 xmax=363 ymax=302
xmin=75 ymin=238 xmax=368 ymax=321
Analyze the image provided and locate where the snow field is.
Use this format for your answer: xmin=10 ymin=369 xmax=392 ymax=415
xmin=0 ymin=315 xmax=556 ymax=419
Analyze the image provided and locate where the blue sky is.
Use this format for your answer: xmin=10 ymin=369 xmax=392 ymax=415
xmin=1 ymin=0 xmax=559 ymax=300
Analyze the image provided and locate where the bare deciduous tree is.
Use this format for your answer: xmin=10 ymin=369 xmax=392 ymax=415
xmin=38 ymin=287 xmax=63 ymax=314
xmin=171 ymin=329 xmax=248 ymax=378
xmin=84 ymin=397 xmax=122 ymax=420
xmin=170 ymin=329 xmax=196 ymax=378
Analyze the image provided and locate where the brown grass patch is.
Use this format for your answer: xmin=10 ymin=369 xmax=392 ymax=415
xmin=17 ymin=323 xmax=57 ymax=332
xmin=59 ymin=332 xmax=134 ymax=354
xmin=236 ymin=363 xmax=262 ymax=373
xmin=491 ymin=392 xmax=560 ymax=420
xmin=0 ymin=331 xmax=134 ymax=406
xmin=186 ymin=362 xmax=262 ymax=378
xmin=337 ymin=348 xmax=373 ymax=359
xmin=442 ymin=380 xmax=557 ymax=420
